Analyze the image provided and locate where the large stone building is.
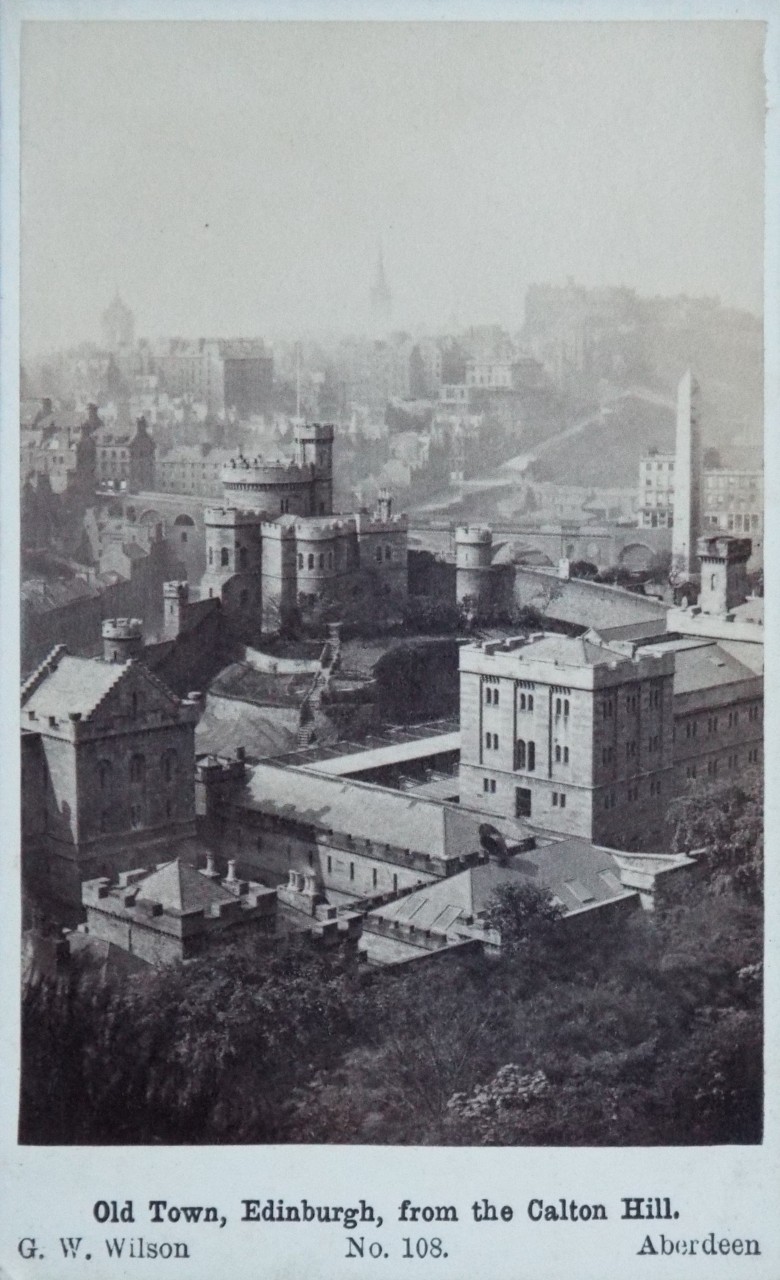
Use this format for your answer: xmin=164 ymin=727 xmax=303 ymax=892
xmin=459 ymin=633 xmax=676 ymax=849
xmin=21 ymin=621 xmax=202 ymax=907
xmin=96 ymin=414 xmax=156 ymax=492
xmin=458 ymin=534 xmax=762 ymax=851
xmin=80 ymin=857 xmax=276 ymax=965
xmin=152 ymin=338 xmax=274 ymax=417
xmin=199 ymin=421 xmax=408 ymax=633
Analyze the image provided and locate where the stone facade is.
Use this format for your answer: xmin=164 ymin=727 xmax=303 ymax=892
xmin=199 ymin=423 xmax=408 ymax=635
xmin=21 ymin=636 xmax=201 ymax=906
xmin=96 ymin=415 xmax=156 ymax=492
xmin=81 ymin=857 xmax=276 ymax=965
xmin=459 ymin=634 xmax=675 ymax=850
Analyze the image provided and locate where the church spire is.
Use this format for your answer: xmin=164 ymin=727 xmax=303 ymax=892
xmin=369 ymin=239 xmax=392 ymax=331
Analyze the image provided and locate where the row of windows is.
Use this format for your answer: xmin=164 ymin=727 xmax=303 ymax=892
xmin=704 ymin=473 xmax=761 ymax=490
xmin=485 ymin=732 xmax=499 ymax=750
xmin=100 ymin=751 xmax=178 ymax=787
xmin=703 ymin=511 xmax=761 ymax=531
xmin=299 ymin=551 xmax=334 ymax=571
xmin=303 ymin=850 xmax=401 ymax=894
xmin=484 ymin=686 xmax=500 ymax=706
xmin=483 ymin=778 xmax=497 ymax=794
xmin=554 ymin=698 xmax=570 ymax=718
xmin=518 ymin=693 xmax=534 ymax=711
xmin=515 ymin=739 xmax=536 ymax=771
xmin=686 ymin=749 xmax=760 ymax=779
xmin=554 ymin=745 xmax=570 ymax=764
xmin=551 ymin=791 xmax=567 ymax=808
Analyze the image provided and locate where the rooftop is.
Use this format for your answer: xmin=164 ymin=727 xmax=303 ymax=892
xmin=239 ymin=761 xmax=525 ymax=863
xmin=22 ymin=653 xmax=129 ymax=720
xmin=267 ymin=719 xmax=459 ymax=769
xmin=367 ymin=836 xmax=635 ymax=932
xmin=133 ymin=859 xmax=237 ymax=914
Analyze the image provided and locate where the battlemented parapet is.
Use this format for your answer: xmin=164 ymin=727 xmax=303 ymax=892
xmin=102 ymin=617 xmax=144 ymax=663
xmin=697 ymin=535 xmax=751 ymax=616
xmin=260 ymin=521 xmax=299 ymax=631
xmin=81 ymin=857 xmax=276 ymax=965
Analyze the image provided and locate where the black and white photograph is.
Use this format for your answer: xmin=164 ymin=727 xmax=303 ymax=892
xmin=1 ymin=6 xmax=777 ymax=1278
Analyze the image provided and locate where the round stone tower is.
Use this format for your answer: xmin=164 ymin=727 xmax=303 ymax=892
xmin=102 ymin=617 xmax=144 ymax=663
xmin=455 ymin=525 xmax=494 ymax=610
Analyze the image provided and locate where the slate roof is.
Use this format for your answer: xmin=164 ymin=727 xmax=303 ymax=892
xmin=483 ymin=634 xmax=626 ymax=668
xmin=22 ymin=654 xmax=129 ymax=720
xmin=240 ymin=763 xmax=494 ymax=861
xmin=135 ymin=859 xmax=236 ymax=914
xmin=635 ymin=638 xmax=760 ymax=694
xmin=369 ymin=837 xmax=633 ymax=932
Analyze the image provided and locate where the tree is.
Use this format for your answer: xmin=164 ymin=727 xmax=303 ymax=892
xmin=669 ymin=770 xmax=763 ymax=903
xmin=482 ymin=881 xmax=565 ymax=966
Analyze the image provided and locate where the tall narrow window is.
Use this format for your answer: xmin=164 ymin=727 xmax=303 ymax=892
xmin=220 ymin=547 xmax=229 ymax=567
xmin=515 ymin=739 xmax=526 ymax=770
xmin=528 ymin=741 xmax=536 ymax=771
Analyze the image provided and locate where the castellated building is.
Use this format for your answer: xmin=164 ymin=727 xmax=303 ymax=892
xmin=21 ymin=619 xmax=201 ymax=908
xmin=459 ymin=634 xmax=676 ymax=850
xmin=199 ymin=420 xmax=408 ymax=633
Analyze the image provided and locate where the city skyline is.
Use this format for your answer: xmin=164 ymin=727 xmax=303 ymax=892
xmin=21 ymin=20 xmax=765 ymax=356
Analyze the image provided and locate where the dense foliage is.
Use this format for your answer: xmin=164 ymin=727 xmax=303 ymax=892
xmin=21 ymin=778 xmax=762 ymax=1146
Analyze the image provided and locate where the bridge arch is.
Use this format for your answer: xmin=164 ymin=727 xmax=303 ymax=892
xmin=618 ymin=542 xmax=656 ymax=572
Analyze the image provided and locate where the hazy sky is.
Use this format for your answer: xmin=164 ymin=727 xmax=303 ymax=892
xmin=21 ymin=20 xmax=765 ymax=354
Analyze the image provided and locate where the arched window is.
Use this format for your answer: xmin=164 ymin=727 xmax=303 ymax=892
xmin=98 ymin=760 xmax=112 ymax=790
xmin=711 ymin=573 xmax=716 ymax=590
xmin=555 ymin=745 xmax=561 ymax=762
xmin=555 ymin=697 xmax=561 ymax=716
xmin=208 ymin=547 xmax=214 ymax=565
xmin=328 ymin=552 xmax=333 ymax=569
xmin=129 ymin=754 xmax=145 ymax=784
xmin=519 ymin=693 xmax=526 ymax=710
xmin=528 ymin=695 xmax=534 ymax=711
xmin=220 ymin=547 xmax=230 ymax=567
xmin=308 ymin=554 xmax=314 ymax=570
xmin=515 ymin=739 xmax=526 ymax=770
xmin=319 ymin=554 xmax=325 ymax=569
xmin=298 ymin=554 xmax=303 ymax=569
xmin=528 ymin=741 xmax=536 ymax=771
xmin=564 ymin=699 xmax=569 ymax=717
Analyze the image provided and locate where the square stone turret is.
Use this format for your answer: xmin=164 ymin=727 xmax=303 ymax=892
xmin=697 ymin=535 xmax=751 ymax=616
